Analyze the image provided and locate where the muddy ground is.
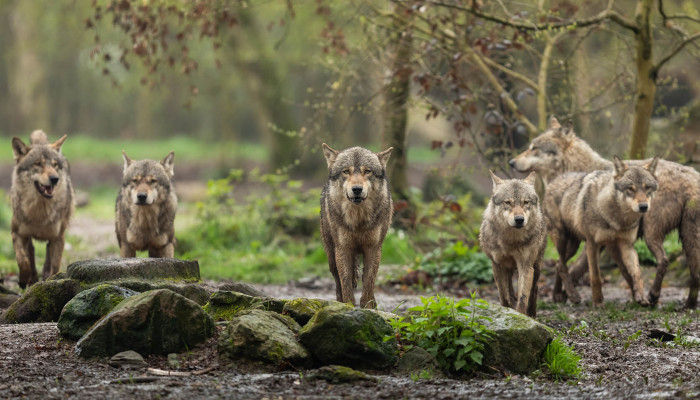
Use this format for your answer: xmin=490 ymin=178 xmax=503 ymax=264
xmin=1 ymin=272 xmax=699 ymax=399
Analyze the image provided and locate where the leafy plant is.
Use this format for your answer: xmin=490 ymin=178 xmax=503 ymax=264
xmin=417 ymin=241 xmax=493 ymax=284
xmin=388 ymin=293 xmax=493 ymax=374
xmin=542 ymin=337 xmax=583 ymax=381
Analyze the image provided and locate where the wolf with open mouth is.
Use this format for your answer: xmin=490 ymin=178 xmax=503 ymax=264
xmin=10 ymin=130 xmax=75 ymax=288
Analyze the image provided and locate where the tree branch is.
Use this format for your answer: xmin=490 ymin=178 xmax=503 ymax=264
xmin=403 ymin=0 xmax=639 ymax=32
xmin=658 ymin=0 xmax=700 ymax=24
xmin=655 ymin=32 xmax=700 ymax=72
xmin=481 ymin=57 xmax=539 ymax=92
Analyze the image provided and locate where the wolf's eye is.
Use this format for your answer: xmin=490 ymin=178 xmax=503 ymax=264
xmin=504 ymin=200 xmax=512 ymax=206
xmin=364 ymin=170 xmax=372 ymax=175
xmin=51 ymin=160 xmax=58 ymax=167
xmin=342 ymin=169 xmax=350 ymax=175
xmin=148 ymin=178 xmax=156 ymax=184
xmin=34 ymin=161 xmax=42 ymax=167
xmin=132 ymin=178 xmax=139 ymax=183
xmin=523 ymin=200 xmax=530 ymax=205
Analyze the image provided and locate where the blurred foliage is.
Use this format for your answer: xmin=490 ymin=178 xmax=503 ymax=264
xmin=417 ymin=241 xmax=492 ymax=285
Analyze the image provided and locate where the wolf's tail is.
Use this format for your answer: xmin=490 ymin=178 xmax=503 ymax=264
xmin=30 ymin=130 xmax=48 ymax=144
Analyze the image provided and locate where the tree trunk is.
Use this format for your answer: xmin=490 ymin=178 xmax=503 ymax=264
xmin=628 ymin=0 xmax=655 ymax=159
xmin=382 ymin=20 xmax=412 ymax=200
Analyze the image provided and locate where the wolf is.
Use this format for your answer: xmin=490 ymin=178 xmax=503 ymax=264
xmin=320 ymin=143 xmax=393 ymax=308
xmin=479 ymin=171 xmax=546 ymax=317
xmin=511 ymin=117 xmax=700 ymax=308
xmin=11 ymin=130 xmax=75 ymax=288
xmin=543 ymin=156 xmax=659 ymax=307
xmin=116 ymin=151 xmax=177 ymax=258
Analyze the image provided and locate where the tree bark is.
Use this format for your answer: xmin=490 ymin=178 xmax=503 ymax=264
xmin=383 ymin=19 xmax=412 ymax=200
xmin=628 ymin=0 xmax=655 ymax=159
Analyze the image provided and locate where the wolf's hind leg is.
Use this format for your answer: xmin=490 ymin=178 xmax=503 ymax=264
xmin=644 ymin=233 xmax=669 ymax=306
xmin=586 ymin=243 xmax=604 ymax=307
xmin=680 ymin=221 xmax=700 ymax=309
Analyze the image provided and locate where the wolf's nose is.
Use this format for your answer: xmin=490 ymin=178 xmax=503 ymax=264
xmin=137 ymin=193 xmax=148 ymax=202
xmin=49 ymin=175 xmax=59 ymax=185
xmin=508 ymin=159 xmax=515 ymax=168
xmin=514 ymin=215 xmax=525 ymax=225
xmin=352 ymin=186 xmax=363 ymax=195
xmin=638 ymin=203 xmax=648 ymax=212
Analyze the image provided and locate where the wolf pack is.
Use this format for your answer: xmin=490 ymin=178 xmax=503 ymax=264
xmin=9 ymin=118 xmax=700 ymax=318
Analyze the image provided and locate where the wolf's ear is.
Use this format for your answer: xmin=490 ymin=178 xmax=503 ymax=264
xmin=122 ymin=150 xmax=134 ymax=173
xmin=612 ymin=155 xmax=627 ymax=177
xmin=523 ymin=171 xmax=537 ymax=186
xmin=561 ymin=119 xmax=574 ymax=136
xmin=377 ymin=147 xmax=393 ymax=169
xmin=643 ymin=156 xmax=659 ymax=177
xmin=489 ymin=170 xmax=503 ymax=189
xmin=50 ymin=134 xmax=67 ymax=153
xmin=322 ymin=143 xmax=339 ymax=169
xmin=161 ymin=151 xmax=175 ymax=177
xmin=11 ymin=137 xmax=29 ymax=162
xmin=549 ymin=116 xmax=561 ymax=130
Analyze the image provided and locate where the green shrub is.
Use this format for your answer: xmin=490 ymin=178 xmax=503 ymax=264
xmin=417 ymin=241 xmax=493 ymax=284
xmin=542 ymin=337 xmax=583 ymax=381
xmin=388 ymin=293 xmax=493 ymax=374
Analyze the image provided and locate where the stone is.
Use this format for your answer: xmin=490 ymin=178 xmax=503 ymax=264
xmin=305 ymin=365 xmax=377 ymax=383
xmin=109 ymin=350 xmax=148 ymax=368
xmin=0 ymin=293 xmax=20 ymax=309
xmin=58 ymin=284 xmax=138 ymax=340
xmin=102 ymin=279 xmax=210 ymax=305
xmin=298 ymin=304 xmax=397 ymax=370
xmin=66 ymin=258 xmax=201 ymax=283
xmin=217 ymin=282 xmax=265 ymax=297
xmin=0 ymin=279 xmax=80 ymax=323
xmin=167 ymin=353 xmax=181 ymax=369
xmin=76 ymin=289 xmax=214 ymax=358
xmin=465 ymin=303 xmax=554 ymax=375
xmin=281 ymin=298 xmax=335 ymax=326
xmin=396 ymin=346 xmax=443 ymax=377
xmin=204 ymin=291 xmax=286 ymax=321
xmin=218 ymin=309 xmax=311 ymax=367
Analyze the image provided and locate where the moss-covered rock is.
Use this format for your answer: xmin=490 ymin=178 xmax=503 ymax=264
xmin=66 ymin=258 xmax=201 ymax=283
xmin=464 ymin=303 xmax=554 ymax=375
xmin=0 ymin=290 xmax=20 ymax=309
xmin=305 ymin=365 xmax=377 ymax=383
xmin=0 ymin=279 xmax=80 ymax=323
xmin=298 ymin=304 xmax=397 ymax=370
xmin=76 ymin=289 xmax=214 ymax=358
xmin=396 ymin=346 xmax=443 ymax=377
xmin=217 ymin=282 xmax=265 ymax=297
xmin=218 ymin=309 xmax=311 ymax=367
xmin=58 ymin=284 xmax=138 ymax=340
xmin=203 ymin=291 xmax=286 ymax=321
xmin=97 ymin=280 xmax=210 ymax=306
xmin=282 ymin=298 xmax=335 ymax=326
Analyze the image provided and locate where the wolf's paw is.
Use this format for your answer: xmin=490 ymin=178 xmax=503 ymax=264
xmin=636 ymin=296 xmax=650 ymax=307
xmin=647 ymin=292 xmax=659 ymax=307
xmin=567 ymin=290 xmax=582 ymax=304
xmin=552 ymin=291 xmax=568 ymax=303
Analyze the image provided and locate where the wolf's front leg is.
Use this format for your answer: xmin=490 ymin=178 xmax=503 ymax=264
xmin=527 ymin=260 xmax=541 ymax=317
xmin=44 ymin=237 xmax=65 ymax=280
xmin=120 ymin=243 xmax=136 ymax=258
xmin=12 ymin=233 xmax=37 ymax=288
xmin=615 ymin=242 xmax=648 ymax=306
xmin=516 ymin=262 xmax=535 ymax=316
xmin=586 ymin=242 xmax=604 ymax=307
xmin=492 ymin=262 xmax=513 ymax=309
xmin=360 ymin=246 xmax=381 ymax=309
xmin=334 ymin=249 xmax=356 ymax=306
xmin=150 ymin=242 xmax=174 ymax=258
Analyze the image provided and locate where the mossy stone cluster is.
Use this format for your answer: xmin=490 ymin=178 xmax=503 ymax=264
xmin=58 ymin=284 xmax=138 ymax=340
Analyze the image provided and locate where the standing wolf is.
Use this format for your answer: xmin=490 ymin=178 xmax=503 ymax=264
xmin=511 ymin=117 xmax=700 ymax=308
xmin=116 ymin=151 xmax=177 ymax=258
xmin=479 ymin=171 xmax=546 ymax=317
xmin=320 ymin=143 xmax=393 ymax=308
xmin=544 ymin=156 xmax=659 ymax=307
xmin=11 ymin=130 xmax=75 ymax=288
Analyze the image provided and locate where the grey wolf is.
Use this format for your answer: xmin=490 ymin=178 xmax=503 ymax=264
xmin=11 ymin=130 xmax=75 ymax=288
xmin=116 ymin=151 xmax=177 ymax=258
xmin=320 ymin=143 xmax=393 ymax=308
xmin=511 ymin=117 xmax=700 ymax=308
xmin=479 ymin=171 xmax=546 ymax=317
xmin=543 ymin=156 xmax=659 ymax=307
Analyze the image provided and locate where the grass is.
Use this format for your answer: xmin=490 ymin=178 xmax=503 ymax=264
xmin=542 ymin=337 xmax=583 ymax=381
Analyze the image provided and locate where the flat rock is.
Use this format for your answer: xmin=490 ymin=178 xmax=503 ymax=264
xmin=109 ymin=350 xmax=148 ymax=368
xmin=305 ymin=365 xmax=377 ymax=383
xmin=217 ymin=282 xmax=265 ymax=297
xmin=204 ymin=291 xmax=286 ymax=321
xmin=66 ymin=258 xmax=200 ymax=283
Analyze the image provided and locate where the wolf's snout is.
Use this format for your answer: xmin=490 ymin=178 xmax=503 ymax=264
xmin=351 ymin=186 xmax=363 ymax=195
xmin=508 ymin=159 xmax=516 ymax=168
xmin=638 ymin=203 xmax=649 ymax=212
xmin=137 ymin=192 xmax=148 ymax=203
xmin=514 ymin=215 xmax=525 ymax=227
xmin=49 ymin=175 xmax=59 ymax=186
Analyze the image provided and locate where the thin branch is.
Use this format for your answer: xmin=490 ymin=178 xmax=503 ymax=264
xmin=658 ymin=0 xmax=700 ymax=24
xmin=655 ymin=32 xmax=700 ymax=71
xmin=481 ymin=57 xmax=539 ymax=92
xmin=400 ymin=0 xmax=639 ymax=32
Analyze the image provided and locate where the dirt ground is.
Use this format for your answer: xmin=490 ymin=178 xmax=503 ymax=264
xmin=1 ymin=272 xmax=699 ymax=399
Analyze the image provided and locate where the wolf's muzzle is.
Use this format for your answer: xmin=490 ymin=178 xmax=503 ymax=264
xmin=638 ymin=203 xmax=649 ymax=213
xmin=136 ymin=192 xmax=149 ymax=205
xmin=348 ymin=186 xmax=364 ymax=204
xmin=34 ymin=181 xmax=56 ymax=198
xmin=513 ymin=215 xmax=525 ymax=228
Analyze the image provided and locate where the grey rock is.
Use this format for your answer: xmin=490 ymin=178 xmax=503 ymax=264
xmin=305 ymin=365 xmax=377 ymax=383
xmin=58 ymin=284 xmax=138 ymax=340
xmin=66 ymin=258 xmax=200 ymax=283
xmin=0 ymin=279 xmax=81 ymax=324
xmin=109 ymin=350 xmax=148 ymax=368
xmin=217 ymin=282 xmax=265 ymax=297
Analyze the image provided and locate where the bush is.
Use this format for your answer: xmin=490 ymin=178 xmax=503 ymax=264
xmin=417 ymin=241 xmax=493 ymax=284
xmin=388 ymin=294 xmax=493 ymax=374
xmin=542 ymin=337 xmax=583 ymax=381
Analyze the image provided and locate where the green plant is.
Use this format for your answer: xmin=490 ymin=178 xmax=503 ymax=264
xmin=417 ymin=241 xmax=493 ymax=284
xmin=542 ymin=337 xmax=583 ymax=381
xmin=388 ymin=293 xmax=493 ymax=374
